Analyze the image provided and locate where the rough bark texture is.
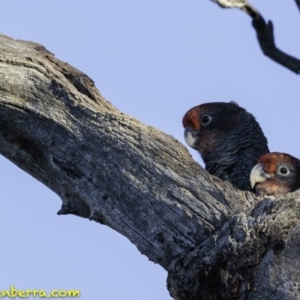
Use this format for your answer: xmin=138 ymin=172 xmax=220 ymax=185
xmin=0 ymin=34 xmax=300 ymax=299
xmin=213 ymin=0 xmax=300 ymax=74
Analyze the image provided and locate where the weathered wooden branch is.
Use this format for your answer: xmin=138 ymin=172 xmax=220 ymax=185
xmin=212 ymin=0 xmax=300 ymax=74
xmin=1 ymin=34 xmax=300 ymax=299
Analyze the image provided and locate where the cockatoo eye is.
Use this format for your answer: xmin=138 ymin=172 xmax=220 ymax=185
xmin=200 ymin=115 xmax=212 ymax=126
xmin=278 ymin=166 xmax=289 ymax=175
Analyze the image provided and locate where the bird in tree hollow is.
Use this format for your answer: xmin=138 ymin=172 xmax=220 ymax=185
xmin=182 ymin=101 xmax=269 ymax=190
xmin=250 ymin=152 xmax=300 ymax=196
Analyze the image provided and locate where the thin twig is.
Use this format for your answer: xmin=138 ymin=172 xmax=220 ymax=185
xmin=212 ymin=0 xmax=300 ymax=74
xmin=211 ymin=0 xmax=259 ymax=18
xmin=295 ymin=0 xmax=300 ymax=13
xmin=252 ymin=16 xmax=300 ymax=74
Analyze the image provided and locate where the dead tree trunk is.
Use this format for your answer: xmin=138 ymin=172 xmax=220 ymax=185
xmin=0 ymin=34 xmax=300 ymax=299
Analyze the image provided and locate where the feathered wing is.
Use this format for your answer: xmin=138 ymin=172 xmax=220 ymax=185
xmin=205 ymin=116 xmax=269 ymax=190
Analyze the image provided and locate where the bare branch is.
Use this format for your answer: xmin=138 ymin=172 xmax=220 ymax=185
xmin=295 ymin=0 xmax=300 ymax=13
xmin=212 ymin=0 xmax=300 ymax=74
xmin=252 ymin=16 xmax=300 ymax=74
xmin=0 ymin=34 xmax=252 ymax=270
xmin=212 ymin=0 xmax=259 ymax=18
xmin=1 ymin=34 xmax=300 ymax=299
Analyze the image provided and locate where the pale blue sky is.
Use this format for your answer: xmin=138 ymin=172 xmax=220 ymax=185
xmin=0 ymin=1 xmax=299 ymax=299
